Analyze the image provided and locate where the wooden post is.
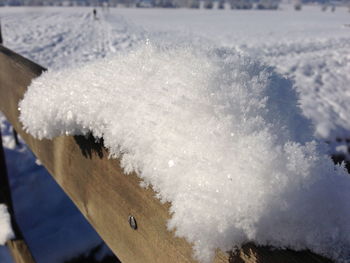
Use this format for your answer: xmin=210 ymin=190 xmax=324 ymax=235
xmin=13 ymin=130 xmax=20 ymax=147
xmin=0 ymin=129 xmax=19 ymax=238
xmin=0 ymin=20 xmax=2 ymax=45
xmin=0 ymin=129 xmax=36 ymax=263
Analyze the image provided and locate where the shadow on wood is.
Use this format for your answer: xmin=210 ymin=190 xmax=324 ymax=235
xmin=74 ymin=133 xmax=104 ymax=159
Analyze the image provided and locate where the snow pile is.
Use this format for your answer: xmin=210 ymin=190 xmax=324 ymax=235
xmin=19 ymin=43 xmax=350 ymax=263
xmin=0 ymin=205 xmax=14 ymax=245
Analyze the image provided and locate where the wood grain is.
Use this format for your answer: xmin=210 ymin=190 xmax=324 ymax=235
xmin=6 ymin=240 xmax=36 ymax=263
xmin=0 ymin=45 xmax=333 ymax=263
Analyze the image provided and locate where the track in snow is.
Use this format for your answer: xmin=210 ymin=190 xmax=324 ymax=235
xmin=1 ymin=8 xmax=141 ymax=69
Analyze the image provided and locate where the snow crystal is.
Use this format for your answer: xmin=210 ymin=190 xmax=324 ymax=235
xmin=0 ymin=205 xmax=14 ymax=245
xmin=19 ymin=43 xmax=350 ymax=263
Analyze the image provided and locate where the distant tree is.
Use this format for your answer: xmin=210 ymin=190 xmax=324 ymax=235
xmin=294 ymin=0 xmax=301 ymax=10
xmin=204 ymin=0 xmax=213 ymax=8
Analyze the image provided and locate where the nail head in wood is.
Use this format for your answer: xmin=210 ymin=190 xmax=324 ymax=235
xmin=128 ymin=215 xmax=137 ymax=230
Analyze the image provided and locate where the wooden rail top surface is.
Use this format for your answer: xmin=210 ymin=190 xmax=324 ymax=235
xmin=0 ymin=45 xmax=333 ymax=263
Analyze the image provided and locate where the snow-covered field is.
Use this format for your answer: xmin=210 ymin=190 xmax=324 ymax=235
xmin=1 ymin=5 xmax=350 ymax=263
xmin=2 ymin=5 xmax=350 ymax=143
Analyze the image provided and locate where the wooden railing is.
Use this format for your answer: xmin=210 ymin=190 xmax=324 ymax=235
xmin=0 ymin=45 xmax=333 ymax=263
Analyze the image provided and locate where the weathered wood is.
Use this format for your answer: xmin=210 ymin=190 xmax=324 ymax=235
xmin=0 ymin=45 xmax=333 ymax=263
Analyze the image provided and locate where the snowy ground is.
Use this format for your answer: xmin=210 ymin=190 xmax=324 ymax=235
xmin=1 ymin=4 xmax=350 ymax=263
